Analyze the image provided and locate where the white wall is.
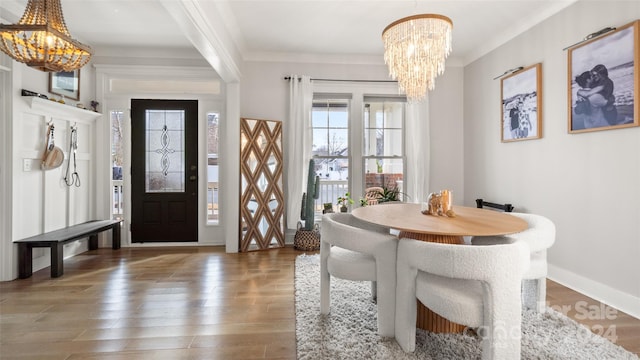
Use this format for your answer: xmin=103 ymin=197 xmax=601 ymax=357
xmin=463 ymin=1 xmax=640 ymax=317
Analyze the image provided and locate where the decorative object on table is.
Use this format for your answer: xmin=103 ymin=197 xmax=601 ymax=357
xmin=424 ymin=189 xmax=455 ymax=217
xmin=322 ymin=203 xmax=334 ymax=214
xmin=295 ymin=159 xmax=320 ymax=251
xmin=63 ymin=124 xmax=80 ymax=187
xmin=567 ymin=20 xmax=639 ymax=134
xmin=41 ymin=122 xmax=64 ymax=170
xmin=382 ymin=14 xmax=453 ymax=101
xmin=336 ymin=192 xmax=354 ymax=212
xmin=501 ymin=63 xmax=543 ymax=142
xmin=90 ymin=100 xmax=99 ymax=112
xmin=0 ymin=0 xmax=92 ymax=72
xmin=49 ymin=69 xmax=80 ymax=100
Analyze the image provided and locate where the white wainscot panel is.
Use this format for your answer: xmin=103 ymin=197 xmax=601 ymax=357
xmin=67 ymin=160 xmax=91 ymax=225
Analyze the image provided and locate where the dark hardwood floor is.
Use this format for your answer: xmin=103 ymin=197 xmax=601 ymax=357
xmin=0 ymin=246 xmax=638 ymax=359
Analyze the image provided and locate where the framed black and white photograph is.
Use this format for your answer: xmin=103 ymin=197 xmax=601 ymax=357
xmin=49 ymin=69 xmax=80 ymax=101
xmin=568 ymin=20 xmax=639 ymax=133
xmin=501 ymin=63 xmax=542 ymax=142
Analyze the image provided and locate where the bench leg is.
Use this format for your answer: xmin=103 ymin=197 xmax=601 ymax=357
xmin=50 ymin=243 xmax=64 ymax=278
xmin=18 ymin=243 xmax=33 ymax=279
xmin=89 ymin=234 xmax=98 ymax=250
xmin=112 ymin=223 xmax=121 ymax=250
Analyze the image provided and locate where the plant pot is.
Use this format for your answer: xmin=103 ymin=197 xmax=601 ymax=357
xmin=340 ymin=205 xmax=348 ymax=213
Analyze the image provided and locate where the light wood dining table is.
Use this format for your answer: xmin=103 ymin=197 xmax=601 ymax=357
xmin=351 ymin=202 xmax=528 ymax=333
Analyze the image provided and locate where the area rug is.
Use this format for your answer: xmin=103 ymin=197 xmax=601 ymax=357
xmin=295 ymin=254 xmax=638 ymax=360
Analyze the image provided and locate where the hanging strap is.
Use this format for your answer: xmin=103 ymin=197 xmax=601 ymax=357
xmin=42 ymin=124 xmax=54 ymax=161
xmin=64 ymin=125 xmax=81 ymax=187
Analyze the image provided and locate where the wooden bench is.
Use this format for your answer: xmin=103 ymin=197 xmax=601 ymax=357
xmin=15 ymin=219 xmax=123 ymax=279
xmin=475 ymin=198 xmax=514 ymax=212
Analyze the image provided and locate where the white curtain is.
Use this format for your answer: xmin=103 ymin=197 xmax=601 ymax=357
xmin=405 ymin=98 xmax=430 ymax=205
xmin=286 ymin=75 xmax=312 ymax=229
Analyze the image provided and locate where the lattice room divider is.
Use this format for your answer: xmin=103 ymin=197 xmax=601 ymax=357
xmin=239 ymin=118 xmax=285 ymax=251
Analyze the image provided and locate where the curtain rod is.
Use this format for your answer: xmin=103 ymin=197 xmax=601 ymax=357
xmin=284 ymin=76 xmax=396 ymax=83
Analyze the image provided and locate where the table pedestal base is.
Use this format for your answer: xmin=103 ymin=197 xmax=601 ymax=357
xmin=398 ymin=230 xmax=466 ymax=334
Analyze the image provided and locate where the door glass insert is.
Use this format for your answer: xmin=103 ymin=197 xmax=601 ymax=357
xmin=145 ymin=109 xmax=185 ymax=192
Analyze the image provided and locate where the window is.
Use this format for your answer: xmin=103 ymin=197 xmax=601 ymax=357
xmin=312 ymin=97 xmax=350 ymax=211
xmin=207 ymin=112 xmax=220 ymax=223
xmin=363 ymin=97 xmax=405 ymax=198
xmin=111 ymin=110 xmax=125 ymax=220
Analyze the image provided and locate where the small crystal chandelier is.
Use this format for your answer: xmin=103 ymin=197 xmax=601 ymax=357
xmin=0 ymin=0 xmax=92 ymax=72
xmin=382 ymin=14 xmax=453 ymax=101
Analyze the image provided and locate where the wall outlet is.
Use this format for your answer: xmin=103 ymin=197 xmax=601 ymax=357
xmin=23 ymin=159 xmax=31 ymax=172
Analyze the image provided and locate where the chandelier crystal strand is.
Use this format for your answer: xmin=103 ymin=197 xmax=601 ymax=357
xmin=0 ymin=0 xmax=92 ymax=72
xmin=382 ymin=14 xmax=452 ymax=101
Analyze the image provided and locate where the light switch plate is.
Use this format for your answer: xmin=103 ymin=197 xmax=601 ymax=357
xmin=23 ymin=159 xmax=31 ymax=172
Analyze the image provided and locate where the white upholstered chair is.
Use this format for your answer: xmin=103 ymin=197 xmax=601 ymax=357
xmin=394 ymin=238 xmax=529 ymax=358
xmin=320 ymin=212 xmax=398 ymax=337
xmin=471 ymin=212 xmax=556 ymax=312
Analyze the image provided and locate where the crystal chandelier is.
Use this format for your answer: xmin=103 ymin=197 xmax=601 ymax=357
xmin=0 ymin=0 xmax=92 ymax=72
xmin=382 ymin=14 xmax=452 ymax=101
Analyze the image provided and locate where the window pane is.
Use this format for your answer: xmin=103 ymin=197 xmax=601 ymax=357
xmin=312 ymin=109 xmax=327 ymax=128
xmin=312 ymin=98 xmax=350 ymax=215
xmin=328 ymin=108 xmax=348 ymax=128
xmin=145 ymin=109 xmax=185 ymax=193
xmin=315 ymin=158 xmax=350 ymax=212
xmin=312 ymin=129 xmax=329 ymax=156
xmin=328 ymin=128 xmax=348 ymax=156
xmin=363 ymin=101 xmax=404 ymax=157
xmin=364 ymin=157 xmax=404 ymax=192
xmin=207 ymin=112 xmax=219 ymax=223
xmin=381 ymin=129 xmax=403 ymax=156
xmin=111 ymin=111 xmax=125 ymax=221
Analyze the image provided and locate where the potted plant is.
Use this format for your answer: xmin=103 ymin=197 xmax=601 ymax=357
xmin=323 ymin=202 xmax=334 ymax=214
xmin=337 ymin=192 xmax=354 ymax=212
xmin=377 ymin=185 xmax=408 ymax=203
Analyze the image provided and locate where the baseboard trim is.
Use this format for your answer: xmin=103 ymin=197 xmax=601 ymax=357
xmin=548 ymin=264 xmax=640 ymax=320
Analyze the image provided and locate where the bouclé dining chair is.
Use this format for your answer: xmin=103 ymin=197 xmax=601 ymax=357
xmin=471 ymin=212 xmax=556 ymax=312
xmin=394 ymin=238 xmax=529 ymax=359
xmin=320 ymin=212 xmax=398 ymax=337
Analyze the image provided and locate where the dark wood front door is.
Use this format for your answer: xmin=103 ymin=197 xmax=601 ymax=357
xmin=130 ymin=99 xmax=198 ymax=242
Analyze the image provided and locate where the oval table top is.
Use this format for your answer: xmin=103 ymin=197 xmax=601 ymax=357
xmin=351 ymin=203 xmax=527 ymax=237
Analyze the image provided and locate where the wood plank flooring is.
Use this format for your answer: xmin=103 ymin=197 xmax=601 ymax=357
xmin=0 ymin=246 xmax=638 ymax=359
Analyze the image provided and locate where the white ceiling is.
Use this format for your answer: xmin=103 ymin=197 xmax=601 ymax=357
xmin=1 ymin=0 xmax=578 ymax=66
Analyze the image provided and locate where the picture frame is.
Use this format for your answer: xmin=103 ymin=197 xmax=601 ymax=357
xmin=568 ymin=20 xmax=639 ymax=134
xmin=49 ymin=69 xmax=80 ymax=101
xmin=501 ymin=63 xmax=542 ymax=142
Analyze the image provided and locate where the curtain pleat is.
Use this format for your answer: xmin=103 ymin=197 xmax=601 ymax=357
xmin=405 ymin=98 xmax=430 ymax=205
xmin=286 ymin=75 xmax=312 ymax=229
